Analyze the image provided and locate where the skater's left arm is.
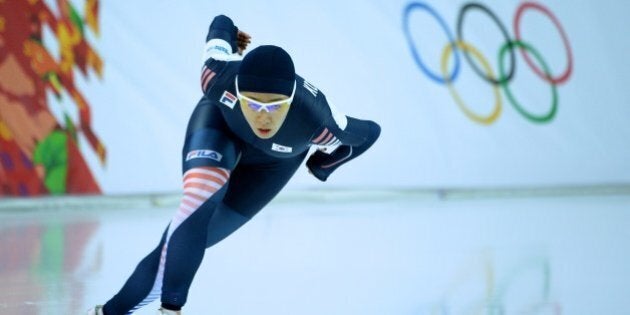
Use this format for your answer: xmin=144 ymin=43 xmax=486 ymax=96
xmin=307 ymin=104 xmax=381 ymax=182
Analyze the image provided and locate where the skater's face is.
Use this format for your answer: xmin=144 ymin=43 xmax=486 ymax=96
xmin=239 ymin=91 xmax=292 ymax=139
xmin=237 ymin=82 xmax=295 ymax=139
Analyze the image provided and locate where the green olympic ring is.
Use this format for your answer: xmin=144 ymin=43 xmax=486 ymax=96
xmin=498 ymin=41 xmax=558 ymax=123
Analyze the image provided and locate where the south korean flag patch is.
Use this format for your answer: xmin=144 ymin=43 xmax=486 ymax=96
xmin=272 ymin=143 xmax=293 ymax=153
xmin=220 ymin=91 xmax=237 ymax=109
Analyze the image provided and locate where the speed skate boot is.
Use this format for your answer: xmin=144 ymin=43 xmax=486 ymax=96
xmin=86 ymin=305 xmax=104 ymax=315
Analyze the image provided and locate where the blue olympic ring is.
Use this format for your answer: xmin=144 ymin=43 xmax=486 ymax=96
xmin=402 ymin=2 xmax=461 ymax=84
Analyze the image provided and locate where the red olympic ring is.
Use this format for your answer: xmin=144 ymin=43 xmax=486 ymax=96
xmin=514 ymin=2 xmax=573 ymax=85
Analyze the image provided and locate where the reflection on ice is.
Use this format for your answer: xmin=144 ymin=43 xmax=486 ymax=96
xmin=0 ymin=217 xmax=100 ymax=315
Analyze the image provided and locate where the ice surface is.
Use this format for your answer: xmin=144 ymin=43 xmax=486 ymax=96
xmin=1 ymin=194 xmax=629 ymax=314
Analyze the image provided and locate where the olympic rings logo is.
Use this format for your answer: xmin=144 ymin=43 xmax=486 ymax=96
xmin=403 ymin=1 xmax=574 ymax=125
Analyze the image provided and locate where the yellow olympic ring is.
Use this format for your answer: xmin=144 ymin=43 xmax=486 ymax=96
xmin=440 ymin=41 xmax=502 ymax=125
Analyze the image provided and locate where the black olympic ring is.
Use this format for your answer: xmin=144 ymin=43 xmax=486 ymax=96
xmin=457 ymin=2 xmax=516 ymax=86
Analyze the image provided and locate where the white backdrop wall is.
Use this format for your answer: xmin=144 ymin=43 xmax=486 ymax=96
xmin=54 ymin=0 xmax=630 ymax=194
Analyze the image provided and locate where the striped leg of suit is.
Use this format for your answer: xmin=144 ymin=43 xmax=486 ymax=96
xmin=103 ymin=167 xmax=228 ymax=314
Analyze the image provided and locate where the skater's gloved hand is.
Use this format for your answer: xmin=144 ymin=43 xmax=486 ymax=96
xmin=206 ymin=15 xmax=239 ymax=53
xmin=236 ymin=30 xmax=251 ymax=55
xmin=306 ymin=146 xmax=352 ymax=182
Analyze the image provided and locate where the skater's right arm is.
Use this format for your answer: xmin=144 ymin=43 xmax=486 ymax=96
xmin=202 ymin=15 xmax=251 ymax=62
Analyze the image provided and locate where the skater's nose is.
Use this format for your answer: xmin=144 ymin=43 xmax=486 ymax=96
xmin=256 ymin=113 xmax=272 ymax=126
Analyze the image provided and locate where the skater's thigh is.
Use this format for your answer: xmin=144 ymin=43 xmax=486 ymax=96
xmin=222 ymin=151 xmax=308 ymax=218
xmin=182 ymin=97 xmax=241 ymax=173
